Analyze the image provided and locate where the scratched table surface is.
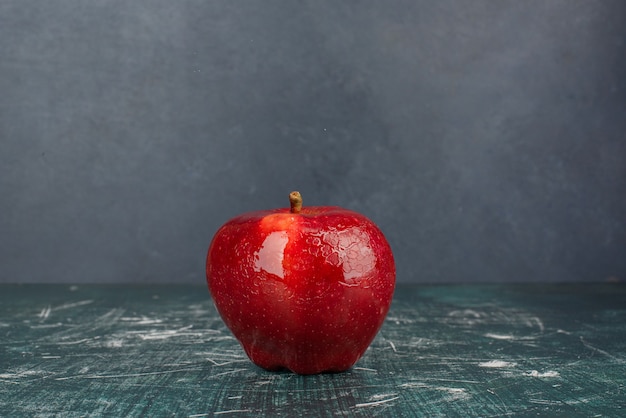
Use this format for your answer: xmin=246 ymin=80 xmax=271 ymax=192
xmin=1 ymin=284 xmax=625 ymax=417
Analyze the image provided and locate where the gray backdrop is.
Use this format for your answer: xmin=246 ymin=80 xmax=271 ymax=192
xmin=2 ymin=1 xmax=625 ymax=284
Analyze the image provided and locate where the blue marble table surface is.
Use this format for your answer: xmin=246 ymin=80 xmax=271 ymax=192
xmin=1 ymin=283 xmax=624 ymax=416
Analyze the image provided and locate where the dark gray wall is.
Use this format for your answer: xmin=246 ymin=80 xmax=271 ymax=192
xmin=2 ymin=1 xmax=625 ymax=284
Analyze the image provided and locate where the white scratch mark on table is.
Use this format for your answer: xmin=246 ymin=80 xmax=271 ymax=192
xmin=206 ymin=358 xmax=248 ymax=367
xmin=30 ymin=322 xmax=63 ymax=329
xmin=194 ymin=351 xmax=245 ymax=359
xmin=486 ymin=388 xmax=512 ymax=416
xmin=104 ymin=338 xmax=124 ymax=348
xmin=529 ymin=398 xmax=562 ymax=405
xmin=355 ymin=396 xmax=400 ymax=408
xmin=436 ymin=386 xmax=469 ymax=401
xmin=120 ymin=316 xmax=164 ymax=325
xmin=53 ymin=300 xmax=94 ymax=311
xmin=134 ymin=325 xmax=199 ymax=340
xmin=38 ymin=305 xmax=51 ymax=320
xmin=525 ymin=370 xmax=560 ymax=378
xmin=54 ymin=366 xmax=203 ymax=381
xmin=527 ymin=316 xmax=545 ymax=333
xmin=484 ymin=333 xmax=536 ymax=341
xmin=56 ymin=338 xmax=92 ymax=345
xmin=398 ymin=381 xmax=470 ymax=401
xmin=478 ymin=360 xmax=517 ymax=368
xmin=353 ymin=367 xmax=377 ymax=372
xmin=422 ymin=378 xmax=482 ymax=384
xmin=0 ymin=370 xmax=46 ymax=379
xmin=580 ymin=336 xmax=626 ymax=363
xmin=210 ymin=368 xmax=248 ymax=379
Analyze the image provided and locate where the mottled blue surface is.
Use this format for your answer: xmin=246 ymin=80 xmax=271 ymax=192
xmin=1 ymin=284 xmax=624 ymax=416
xmin=1 ymin=1 xmax=626 ymax=284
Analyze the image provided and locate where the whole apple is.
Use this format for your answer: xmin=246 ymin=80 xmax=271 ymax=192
xmin=206 ymin=191 xmax=395 ymax=374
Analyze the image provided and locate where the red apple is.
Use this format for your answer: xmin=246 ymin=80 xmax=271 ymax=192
xmin=206 ymin=191 xmax=395 ymax=374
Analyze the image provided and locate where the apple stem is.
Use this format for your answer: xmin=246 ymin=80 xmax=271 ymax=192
xmin=289 ymin=191 xmax=302 ymax=214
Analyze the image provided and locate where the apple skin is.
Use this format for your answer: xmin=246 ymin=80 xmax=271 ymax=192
xmin=206 ymin=201 xmax=395 ymax=375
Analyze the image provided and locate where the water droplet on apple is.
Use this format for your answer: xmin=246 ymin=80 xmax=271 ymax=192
xmin=326 ymin=251 xmax=340 ymax=267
